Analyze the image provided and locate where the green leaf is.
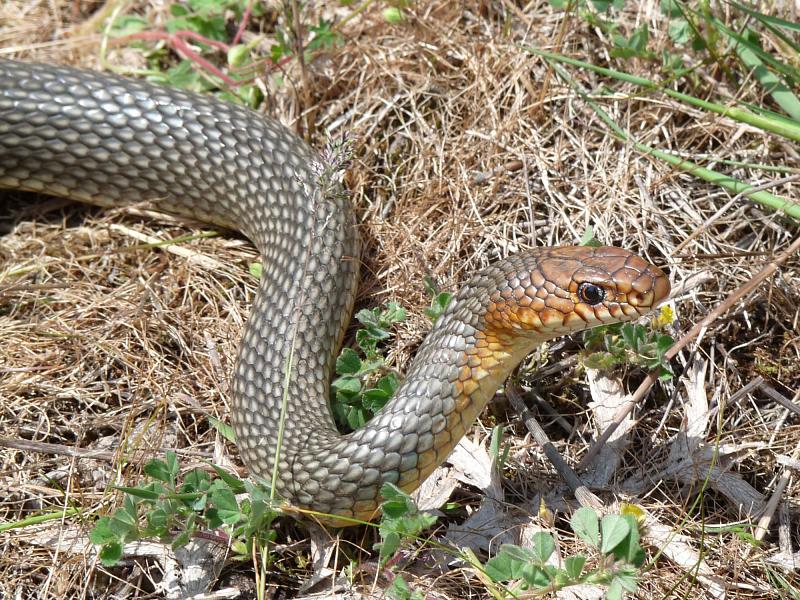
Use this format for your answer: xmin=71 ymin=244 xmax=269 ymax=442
xmin=571 ymin=507 xmax=600 ymax=547
xmin=489 ymin=424 xmax=510 ymax=467
xmin=206 ymin=507 xmax=223 ymax=530
xmin=382 ymin=301 xmax=407 ymax=325
xmin=345 ymin=407 xmax=367 ymax=430
xmin=661 ymin=50 xmax=685 ymax=74
xmin=606 ymin=577 xmax=624 ymax=600
xmin=171 ymin=530 xmax=192 ymax=550
xmin=114 ymin=485 xmax=162 ymax=500
xmin=377 ymin=530 xmax=401 ymax=564
xmin=611 ymin=515 xmax=646 ymax=566
xmin=336 ymin=347 xmax=362 ymax=375
xmin=165 ymin=451 xmax=180 ymax=480
xmin=355 ymin=308 xmax=391 ymax=338
xmin=611 ymin=25 xmax=650 ymax=58
xmin=182 ymin=469 xmax=210 ymax=492
xmin=590 ymin=0 xmax=617 ymax=11
xmin=659 ymin=0 xmax=681 ymax=17
xmin=484 ymin=544 xmax=537 ymax=582
xmin=249 ymin=262 xmax=263 ymax=278
xmin=332 ymin=375 xmax=361 ymax=398
xmin=307 ymin=18 xmax=341 ymax=52
xmin=209 ymin=464 xmax=246 ymax=494
xmin=362 ymin=387 xmax=391 ymax=410
xmin=362 ymin=373 xmax=399 ymax=411
xmin=668 ymin=18 xmax=692 ymax=45
xmin=209 ymin=481 xmax=242 ymax=525
xmin=424 ymin=291 xmax=453 ymax=321
xmin=579 ymin=226 xmax=601 ymax=247
xmin=191 ymin=492 xmax=208 ymax=512
xmin=484 ymin=551 xmax=522 ymax=582
xmin=729 ymin=27 xmax=800 ymax=121
xmin=422 ymin=275 xmax=440 ymax=297
xmin=208 ymin=415 xmax=237 ymax=443
xmin=530 ymin=531 xmax=555 ymax=563
xmin=600 ymin=514 xmax=631 ymax=554
xmin=110 ymin=15 xmax=149 ymax=37
xmin=160 ymin=60 xmax=204 ymax=91
xmin=388 ymin=573 xmax=411 ymax=600
xmin=271 ymin=39 xmax=292 ymax=62
xmin=109 ymin=511 xmax=138 ymax=539
xmin=565 ymin=555 xmax=586 ymax=579
xmin=98 ymin=542 xmax=124 ymax=566
xmin=629 ymin=25 xmax=649 ymax=53
xmin=358 ymin=358 xmax=385 ymax=374
xmin=615 ymin=570 xmax=639 ymax=592
xmin=383 ymin=7 xmax=404 ymax=24
xmin=90 ymin=517 xmax=117 ymax=545
xmin=380 ymin=483 xmax=414 ymax=518
xmin=377 ymin=372 xmax=400 ymax=395
xmin=521 ymin=563 xmax=552 ymax=588
xmin=143 ymin=459 xmax=173 ymax=484
xmin=188 ymin=0 xmax=228 ymax=17
xmin=377 ymin=485 xmax=437 ymax=568
xmin=147 ymin=506 xmax=170 ymax=532
xmin=235 ymin=84 xmax=264 ymax=109
xmin=231 ymin=539 xmax=248 ymax=556
xmin=165 ymin=14 xmax=227 ymax=41
xmin=355 ymin=328 xmax=378 ymax=355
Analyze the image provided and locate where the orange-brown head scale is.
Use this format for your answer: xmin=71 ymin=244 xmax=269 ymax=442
xmin=482 ymin=246 xmax=669 ymax=340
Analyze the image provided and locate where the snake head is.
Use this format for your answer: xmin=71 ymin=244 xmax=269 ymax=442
xmin=483 ymin=245 xmax=670 ymax=338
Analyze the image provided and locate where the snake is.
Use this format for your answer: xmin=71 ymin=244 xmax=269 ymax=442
xmin=0 ymin=60 xmax=670 ymax=524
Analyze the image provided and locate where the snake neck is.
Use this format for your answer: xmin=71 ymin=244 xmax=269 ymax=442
xmin=265 ymin=270 xmax=555 ymax=521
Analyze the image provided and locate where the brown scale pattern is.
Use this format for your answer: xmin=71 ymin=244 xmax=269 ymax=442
xmin=0 ymin=61 xmax=670 ymax=524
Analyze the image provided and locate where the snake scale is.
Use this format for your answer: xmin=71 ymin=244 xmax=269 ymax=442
xmin=0 ymin=60 xmax=670 ymax=523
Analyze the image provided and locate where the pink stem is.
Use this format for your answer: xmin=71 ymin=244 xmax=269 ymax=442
xmin=232 ymin=0 xmax=254 ymax=46
xmin=111 ymin=30 xmax=241 ymax=87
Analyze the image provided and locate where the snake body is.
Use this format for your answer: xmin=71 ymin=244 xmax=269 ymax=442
xmin=0 ymin=60 xmax=670 ymax=522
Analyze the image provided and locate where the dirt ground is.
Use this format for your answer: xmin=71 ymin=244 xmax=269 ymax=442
xmin=1 ymin=0 xmax=799 ymax=598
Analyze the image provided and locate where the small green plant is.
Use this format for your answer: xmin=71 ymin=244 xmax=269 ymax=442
xmin=331 ymin=302 xmax=406 ymax=431
xmin=388 ymin=573 xmax=425 ymax=600
xmin=90 ymin=451 xmax=279 ymax=567
xmin=422 ymin=275 xmax=453 ymax=322
xmin=104 ymin=0 xmax=267 ymax=106
xmin=375 ymin=483 xmax=438 ymax=567
xmin=582 ymin=306 xmax=674 ymax=379
xmin=481 ymin=506 xmax=646 ymax=599
xmin=330 ymin=271 xmax=461 ymax=430
xmin=549 ymin=0 xmax=657 ymax=62
xmin=270 ymin=15 xmax=341 ymax=63
xmin=489 ymin=424 xmax=511 ymax=469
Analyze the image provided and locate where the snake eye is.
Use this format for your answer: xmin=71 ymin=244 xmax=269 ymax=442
xmin=578 ymin=282 xmax=606 ymax=305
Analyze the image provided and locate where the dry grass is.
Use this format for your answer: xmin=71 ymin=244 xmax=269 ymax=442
xmin=1 ymin=0 xmax=799 ymax=598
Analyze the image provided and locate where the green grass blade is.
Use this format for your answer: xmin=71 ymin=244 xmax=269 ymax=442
xmin=0 ymin=507 xmax=81 ymax=532
xmin=710 ymin=19 xmax=800 ymax=120
xmin=710 ymin=16 xmax=800 ymax=81
xmin=546 ymin=60 xmax=800 ymax=220
xmin=730 ymin=1 xmax=800 ymax=36
xmin=525 ymin=48 xmax=800 ymax=143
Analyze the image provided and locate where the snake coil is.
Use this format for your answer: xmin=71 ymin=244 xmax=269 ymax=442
xmin=0 ymin=60 xmax=670 ymax=523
